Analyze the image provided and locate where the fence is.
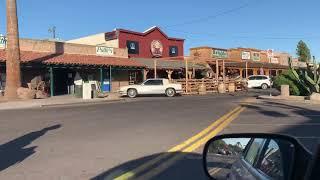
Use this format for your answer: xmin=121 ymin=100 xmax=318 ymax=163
xmin=173 ymin=78 xmax=246 ymax=94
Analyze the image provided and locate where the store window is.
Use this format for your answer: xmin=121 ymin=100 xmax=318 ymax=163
xmin=169 ymin=46 xmax=178 ymax=57
xmin=126 ymin=40 xmax=139 ymax=54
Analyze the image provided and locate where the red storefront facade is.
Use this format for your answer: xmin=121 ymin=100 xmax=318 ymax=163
xmin=106 ymin=26 xmax=184 ymax=58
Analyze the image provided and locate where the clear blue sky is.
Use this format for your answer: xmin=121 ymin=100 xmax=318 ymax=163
xmin=0 ymin=0 xmax=319 ymax=58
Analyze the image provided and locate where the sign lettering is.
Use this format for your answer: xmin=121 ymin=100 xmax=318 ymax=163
xmin=252 ymin=52 xmax=260 ymax=61
xmin=241 ymin=51 xmax=251 ymax=60
xmin=0 ymin=35 xmax=7 ymax=49
xmin=96 ymin=46 xmax=114 ymax=56
xmin=213 ymin=49 xmax=228 ymax=58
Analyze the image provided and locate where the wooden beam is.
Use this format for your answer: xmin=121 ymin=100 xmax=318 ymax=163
xmin=49 ymin=67 xmax=54 ymax=97
xmin=222 ymin=59 xmax=225 ymax=82
xmin=154 ymin=59 xmax=157 ymax=79
xmin=215 ymin=59 xmax=219 ymax=80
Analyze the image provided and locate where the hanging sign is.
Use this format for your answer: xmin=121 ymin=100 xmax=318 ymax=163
xmin=96 ymin=46 xmax=114 ymax=56
xmin=0 ymin=35 xmax=7 ymax=49
xmin=151 ymin=40 xmax=163 ymax=57
xmin=252 ymin=52 xmax=260 ymax=61
xmin=267 ymin=49 xmax=274 ymax=58
xmin=241 ymin=51 xmax=251 ymax=60
xmin=212 ymin=49 xmax=228 ymax=58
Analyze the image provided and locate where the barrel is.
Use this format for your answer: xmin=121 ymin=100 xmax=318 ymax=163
xmin=218 ymin=83 xmax=226 ymax=93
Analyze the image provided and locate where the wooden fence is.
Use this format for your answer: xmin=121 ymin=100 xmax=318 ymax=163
xmin=173 ymin=78 xmax=246 ymax=94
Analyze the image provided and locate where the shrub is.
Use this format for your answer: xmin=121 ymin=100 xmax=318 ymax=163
xmin=274 ymin=74 xmax=301 ymax=95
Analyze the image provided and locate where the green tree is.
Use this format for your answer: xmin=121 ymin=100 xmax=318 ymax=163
xmin=296 ymin=40 xmax=311 ymax=62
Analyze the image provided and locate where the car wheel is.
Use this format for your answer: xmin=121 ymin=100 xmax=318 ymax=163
xmin=261 ymin=83 xmax=268 ymax=90
xmin=165 ymin=88 xmax=176 ymax=97
xmin=127 ymin=89 xmax=137 ymax=98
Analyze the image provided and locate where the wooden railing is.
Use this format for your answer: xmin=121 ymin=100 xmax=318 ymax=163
xmin=172 ymin=78 xmax=246 ymax=94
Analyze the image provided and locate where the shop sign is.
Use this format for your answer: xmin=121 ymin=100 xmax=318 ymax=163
xmin=96 ymin=46 xmax=114 ymax=56
xmin=271 ymin=57 xmax=279 ymax=63
xmin=151 ymin=40 xmax=163 ymax=57
xmin=0 ymin=35 xmax=7 ymax=49
xmin=252 ymin=52 xmax=260 ymax=61
xmin=212 ymin=49 xmax=228 ymax=58
xmin=241 ymin=51 xmax=251 ymax=60
xmin=267 ymin=49 xmax=274 ymax=58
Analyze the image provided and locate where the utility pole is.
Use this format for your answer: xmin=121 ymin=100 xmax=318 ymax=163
xmin=48 ymin=26 xmax=56 ymax=39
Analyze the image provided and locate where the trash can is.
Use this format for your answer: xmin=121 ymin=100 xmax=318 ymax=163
xmin=102 ymin=80 xmax=110 ymax=92
xmin=74 ymin=85 xmax=83 ymax=98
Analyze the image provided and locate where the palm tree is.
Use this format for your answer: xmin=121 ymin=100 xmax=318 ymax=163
xmin=5 ymin=0 xmax=21 ymax=100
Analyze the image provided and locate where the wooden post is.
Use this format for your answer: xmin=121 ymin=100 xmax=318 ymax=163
xmin=215 ymin=59 xmax=219 ymax=80
xmin=222 ymin=59 xmax=225 ymax=82
xmin=143 ymin=69 xmax=148 ymax=81
xmin=154 ymin=59 xmax=157 ymax=79
xmin=166 ymin=70 xmax=173 ymax=81
xmin=50 ymin=67 xmax=54 ymax=97
xmin=239 ymin=68 xmax=243 ymax=78
xmin=185 ymin=58 xmax=188 ymax=93
xmin=100 ymin=67 xmax=104 ymax=92
xmin=245 ymin=61 xmax=248 ymax=79
xmin=265 ymin=69 xmax=270 ymax=76
xmin=109 ymin=66 xmax=112 ymax=92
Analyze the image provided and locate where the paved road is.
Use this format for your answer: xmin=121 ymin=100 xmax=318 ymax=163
xmin=0 ymin=89 xmax=319 ymax=180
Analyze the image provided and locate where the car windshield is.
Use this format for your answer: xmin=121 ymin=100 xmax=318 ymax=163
xmin=1 ymin=1 xmax=318 ymax=180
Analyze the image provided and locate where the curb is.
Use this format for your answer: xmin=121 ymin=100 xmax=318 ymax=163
xmin=40 ymin=99 xmax=125 ymax=108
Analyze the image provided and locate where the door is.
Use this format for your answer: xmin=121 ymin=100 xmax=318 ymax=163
xmin=140 ymin=79 xmax=164 ymax=94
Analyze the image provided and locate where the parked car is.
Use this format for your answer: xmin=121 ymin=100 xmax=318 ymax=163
xmin=119 ymin=78 xmax=183 ymax=98
xmin=247 ymin=75 xmax=271 ymax=89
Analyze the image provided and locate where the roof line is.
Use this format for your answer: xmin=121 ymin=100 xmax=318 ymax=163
xmin=115 ymin=26 xmax=185 ymax=41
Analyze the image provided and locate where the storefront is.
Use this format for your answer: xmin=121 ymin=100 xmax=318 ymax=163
xmin=0 ymin=46 xmax=145 ymax=97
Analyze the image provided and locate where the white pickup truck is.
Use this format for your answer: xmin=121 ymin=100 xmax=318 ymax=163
xmin=119 ymin=79 xmax=183 ymax=98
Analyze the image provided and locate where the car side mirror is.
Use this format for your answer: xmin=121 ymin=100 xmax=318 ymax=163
xmin=203 ymin=133 xmax=312 ymax=180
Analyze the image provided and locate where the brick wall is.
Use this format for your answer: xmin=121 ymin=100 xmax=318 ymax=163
xmin=118 ymin=29 xmax=184 ymax=58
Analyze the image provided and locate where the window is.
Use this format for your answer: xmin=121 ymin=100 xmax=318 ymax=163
xmin=126 ymin=41 xmax=139 ymax=54
xmin=258 ymin=140 xmax=284 ymax=179
xmin=144 ymin=80 xmax=163 ymax=85
xmin=244 ymin=138 xmax=265 ymax=165
xmin=169 ymin=46 xmax=178 ymax=57
xmin=248 ymin=76 xmax=256 ymax=80
xmin=255 ymin=76 xmax=263 ymax=80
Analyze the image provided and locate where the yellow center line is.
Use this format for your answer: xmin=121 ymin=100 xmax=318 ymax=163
xmin=114 ymin=101 xmax=249 ymax=180
xmin=136 ymin=107 xmax=246 ymax=180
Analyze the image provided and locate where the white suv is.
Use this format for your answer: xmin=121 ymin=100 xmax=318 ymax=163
xmin=247 ymin=75 xmax=271 ymax=89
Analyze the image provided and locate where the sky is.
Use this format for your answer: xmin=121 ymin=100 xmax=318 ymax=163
xmin=0 ymin=0 xmax=319 ymax=59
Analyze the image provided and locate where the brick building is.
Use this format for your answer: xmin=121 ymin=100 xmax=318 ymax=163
xmin=68 ymin=27 xmax=204 ymax=79
xmin=190 ymin=46 xmax=289 ymax=78
xmin=68 ymin=26 xmax=184 ymax=58
xmin=0 ymin=38 xmax=146 ymax=96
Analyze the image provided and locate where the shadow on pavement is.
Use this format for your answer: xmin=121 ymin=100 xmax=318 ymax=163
xmin=0 ymin=124 xmax=61 ymax=172
xmin=91 ymin=152 xmax=207 ymax=180
xmin=242 ymin=100 xmax=320 ymax=152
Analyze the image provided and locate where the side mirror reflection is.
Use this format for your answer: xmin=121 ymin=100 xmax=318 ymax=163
xmin=204 ymin=135 xmax=295 ymax=180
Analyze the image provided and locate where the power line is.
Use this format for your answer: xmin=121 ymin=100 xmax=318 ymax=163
xmin=163 ymin=0 xmax=255 ymax=28
xmin=165 ymin=28 xmax=320 ymax=40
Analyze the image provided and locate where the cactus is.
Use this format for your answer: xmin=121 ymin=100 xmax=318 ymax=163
xmin=289 ymin=56 xmax=320 ymax=93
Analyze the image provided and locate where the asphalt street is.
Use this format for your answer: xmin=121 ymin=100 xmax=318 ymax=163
xmin=0 ymin=89 xmax=319 ymax=180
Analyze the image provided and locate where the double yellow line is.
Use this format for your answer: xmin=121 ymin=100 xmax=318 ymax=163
xmin=115 ymin=105 xmax=246 ymax=180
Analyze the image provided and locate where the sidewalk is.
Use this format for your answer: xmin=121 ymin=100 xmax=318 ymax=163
xmin=0 ymin=93 xmax=123 ymax=110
